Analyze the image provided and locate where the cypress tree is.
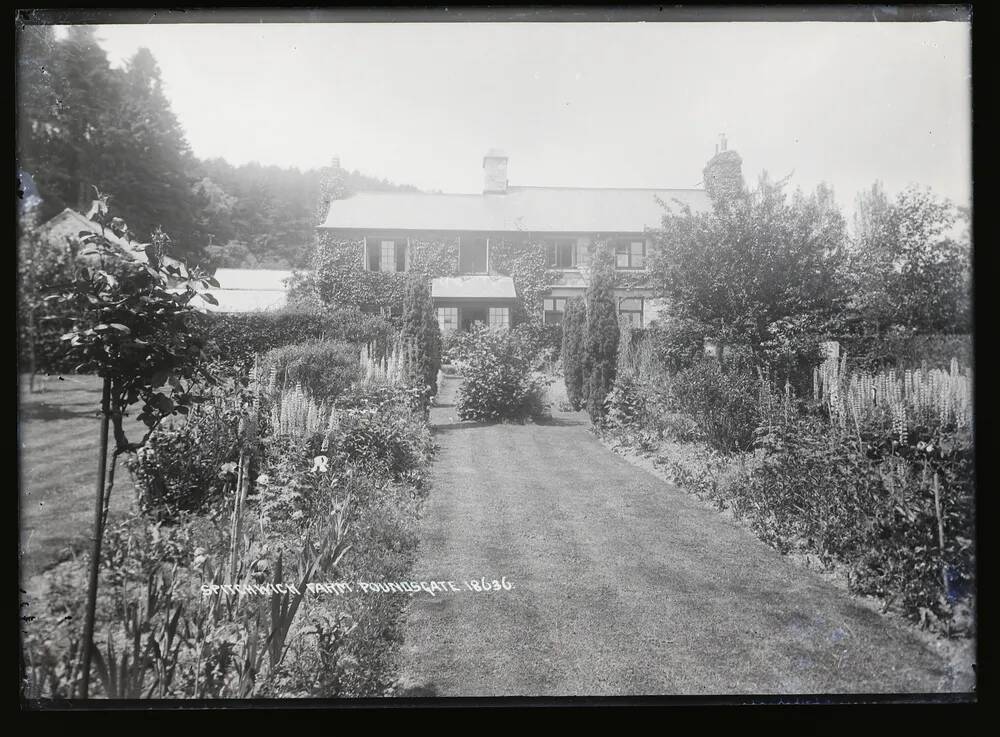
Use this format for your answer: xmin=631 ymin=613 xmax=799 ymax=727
xmin=584 ymin=245 xmax=619 ymax=423
xmin=560 ymin=296 xmax=587 ymax=411
xmin=401 ymin=275 xmax=442 ymax=404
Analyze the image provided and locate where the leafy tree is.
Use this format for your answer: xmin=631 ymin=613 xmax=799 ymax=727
xmin=585 ymin=246 xmax=619 ymax=423
xmin=560 ymin=296 xmax=587 ymax=411
xmin=849 ymin=183 xmax=971 ymax=335
xmin=648 ymin=174 xmax=848 ymax=368
xmin=51 ymin=198 xmax=217 ymax=698
xmin=401 ymin=275 xmax=442 ymax=405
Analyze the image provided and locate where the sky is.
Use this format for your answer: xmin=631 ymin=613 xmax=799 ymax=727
xmin=69 ymin=20 xmax=971 ymax=212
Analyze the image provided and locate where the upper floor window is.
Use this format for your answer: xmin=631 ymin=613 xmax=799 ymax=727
xmin=613 ymin=239 xmax=646 ymax=270
xmin=459 ymin=237 xmax=489 ymax=273
xmin=365 ymin=237 xmax=407 ymax=272
xmin=544 ymin=238 xmax=577 ymax=269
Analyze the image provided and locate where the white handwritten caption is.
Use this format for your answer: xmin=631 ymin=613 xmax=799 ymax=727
xmin=201 ymin=577 xmax=514 ymax=598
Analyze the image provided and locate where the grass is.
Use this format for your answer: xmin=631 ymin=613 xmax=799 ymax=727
xmin=18 ymin=374 xmax=147 ymax=579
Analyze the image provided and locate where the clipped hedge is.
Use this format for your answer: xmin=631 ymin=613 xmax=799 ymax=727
xmin=194 ymin=307 xmax=394 ymax=368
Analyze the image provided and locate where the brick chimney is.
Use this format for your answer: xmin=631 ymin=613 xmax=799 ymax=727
xmin=483 ymin=148 xmax=508 ymax=194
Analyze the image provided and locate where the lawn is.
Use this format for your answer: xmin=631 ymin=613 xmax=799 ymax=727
xmin=18 ymin=374 xmax=147 ymax=579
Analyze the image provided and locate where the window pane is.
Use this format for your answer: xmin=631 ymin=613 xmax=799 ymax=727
xmin=395 ymin=242 xmax=407 ymax=272
xmin=380 ymin=241 xmax=395 ymax=273
xmin=543 ymin=299 xmax=554 ymax=311
xmin=366 ymin=241 xmax=379 ymax=271
xmin=630 ymin=241 xmax=644 ymax=256
xmin=488 ymin=307 xmax=509 ymax=329
xmin=616 ymin=253 xmax=630 ymax=268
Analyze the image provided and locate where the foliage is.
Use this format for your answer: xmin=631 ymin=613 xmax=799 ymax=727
xmin=400 ymin=276 xmax=442 ymax=401
xmin=742 ymin=415 xmax=974 ymax=631
xmin=196 ymin=307 xmax=393 ymax=371
xmin=560 ymin=297 xmax=587 ymax=411
xmin=648 ymin=175 xmax=848 ymax=368
xmin=53 ymin=204 xmax=216 ymax=455
xmin=261 ymin=339 xmax=362 ymax=401
xmin=849 ymin=183 xmax=971 ymax=335
xmin=17 ymin=211 xmax=79 ymax=377
xmin=441 ymin=324 xmax=488 ymax=365
xmin=585 ymin=246 xmax=620 ymax=423
xmin=510 ymin=320 xmax=563 ymax=367
xmin=456 ymin=328 xmax=549 ymax=423
xmin=665 ymin=359 xmax=765 ymax=453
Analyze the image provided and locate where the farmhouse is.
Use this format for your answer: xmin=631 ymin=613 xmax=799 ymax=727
xmin=318 ymin=144 xmax=738 ymax=333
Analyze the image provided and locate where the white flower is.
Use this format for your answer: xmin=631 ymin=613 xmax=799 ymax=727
xmin=311 ymin=455 xmax=329 ymax=474
xmin=256 ymin=473 xmax=271 ymax=486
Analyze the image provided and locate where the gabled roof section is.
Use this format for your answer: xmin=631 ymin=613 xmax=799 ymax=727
xmin=319 ymin=186 xmax=710 ymax=234
xmin=37 ymin=208 xmax=186 ymax=270
xmin=432 ymin=275 xmax=517 ymax=301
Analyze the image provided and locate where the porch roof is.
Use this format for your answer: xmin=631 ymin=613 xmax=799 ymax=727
xmin=431 ymin=275 xmax=517 ymax=301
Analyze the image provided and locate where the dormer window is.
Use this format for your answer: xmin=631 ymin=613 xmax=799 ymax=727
xmin=365 ymin=237 xmax=407 ymax=272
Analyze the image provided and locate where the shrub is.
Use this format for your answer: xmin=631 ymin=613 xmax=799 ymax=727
xmin=667 ymin=359 xmax=763 ymax=453
xmin=198 ymin=307 xmax=393 ymax=370
xmin=510 ymin=321 xmax=563 ymax=365
xmin=561 ymin=297 xmax=587 ymax=411
xmin=603 ymin=372 xmax=646 ymax=433
xmin=262 ymin=339 xmax=362 ymax=401
xmin=456 ymin=328 xmax=549 ymax=423
xmin=441 ymin=324 xmax=487 ymax=365
xmin=585 ymin=248 xmax=619 ymax=423
xmin=741 ymin=416 xmax=974 ymax=630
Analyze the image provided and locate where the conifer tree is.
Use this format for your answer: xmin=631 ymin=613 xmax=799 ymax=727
xmin=584 ymin=245 xmax=619 ymax=423
xmin=401 ymin=275 xmax=442 ymax=404
xmin=560 ymin=296 xmax=587 ymax=411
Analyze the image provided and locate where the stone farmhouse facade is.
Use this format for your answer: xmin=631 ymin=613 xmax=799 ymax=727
xmin=318 ymin=144 xmax=737 ymax=334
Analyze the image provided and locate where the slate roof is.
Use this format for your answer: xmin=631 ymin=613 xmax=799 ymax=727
xmin=319 ymin=186 xmax=710 ymax=234
xmin=202 ymin=268 xmax=293 ymax=313
xmin=431 ymin=275 xmax=517 ymax=301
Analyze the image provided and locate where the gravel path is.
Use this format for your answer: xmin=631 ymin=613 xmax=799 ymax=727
xmin=396 ymin=375 xmax=969 ymax=696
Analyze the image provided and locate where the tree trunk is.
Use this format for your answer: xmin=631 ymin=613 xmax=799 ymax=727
xmin=78 ymin=376 xmax=111 ymax=699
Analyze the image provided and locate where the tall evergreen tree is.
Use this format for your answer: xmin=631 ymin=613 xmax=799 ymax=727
xmin=105 ymin=48 xmax=201 ymax=259
xmin=560 ymin=296 xmax=587 ymax=411
xmin=401 ymin=276 xmax=442 ymax=404
xmin=585 ymin=246 xmax=619 ymax=423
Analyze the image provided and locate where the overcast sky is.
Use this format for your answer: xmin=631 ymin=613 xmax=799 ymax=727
xmin=76 ymin=20 xmax=971 ymax=212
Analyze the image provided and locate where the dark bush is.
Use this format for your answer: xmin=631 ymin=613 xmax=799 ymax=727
xmin=740 ymin=416 xmax=975 ymax=629
xmin=667 ymin=359 xmax=762 ymax=453
xmin=456 ymin=328 xmax=548 ymax=423
xmin=262 ymin=339 xmax=362 ymax=400
xmin=127 ymin=407 xmax=243 ymax=520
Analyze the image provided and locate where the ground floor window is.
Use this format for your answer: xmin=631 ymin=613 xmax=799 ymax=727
xmin=618 ymin=297 xmax=644 ymax=328
xmin=488 ymin=307 xmax=510 ymax=330
xmin=543 ymin=297 xmax=568 ymax=325
xmin=437 ymin=306 xmax=458 ymax=334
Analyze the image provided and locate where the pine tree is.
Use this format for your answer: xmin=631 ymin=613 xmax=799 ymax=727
xmin=585 ymin=245 xmax=619 ymax=423
xmin=560 ymin=296 xmax=587 ymax=411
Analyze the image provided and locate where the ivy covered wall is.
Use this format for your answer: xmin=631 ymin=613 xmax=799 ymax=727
xmin=288 ymin=231 xmax=654 ymax=323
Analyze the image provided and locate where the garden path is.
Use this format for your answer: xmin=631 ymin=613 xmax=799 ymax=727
xmin=396 ymin=375 xmax=968 ymax=696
